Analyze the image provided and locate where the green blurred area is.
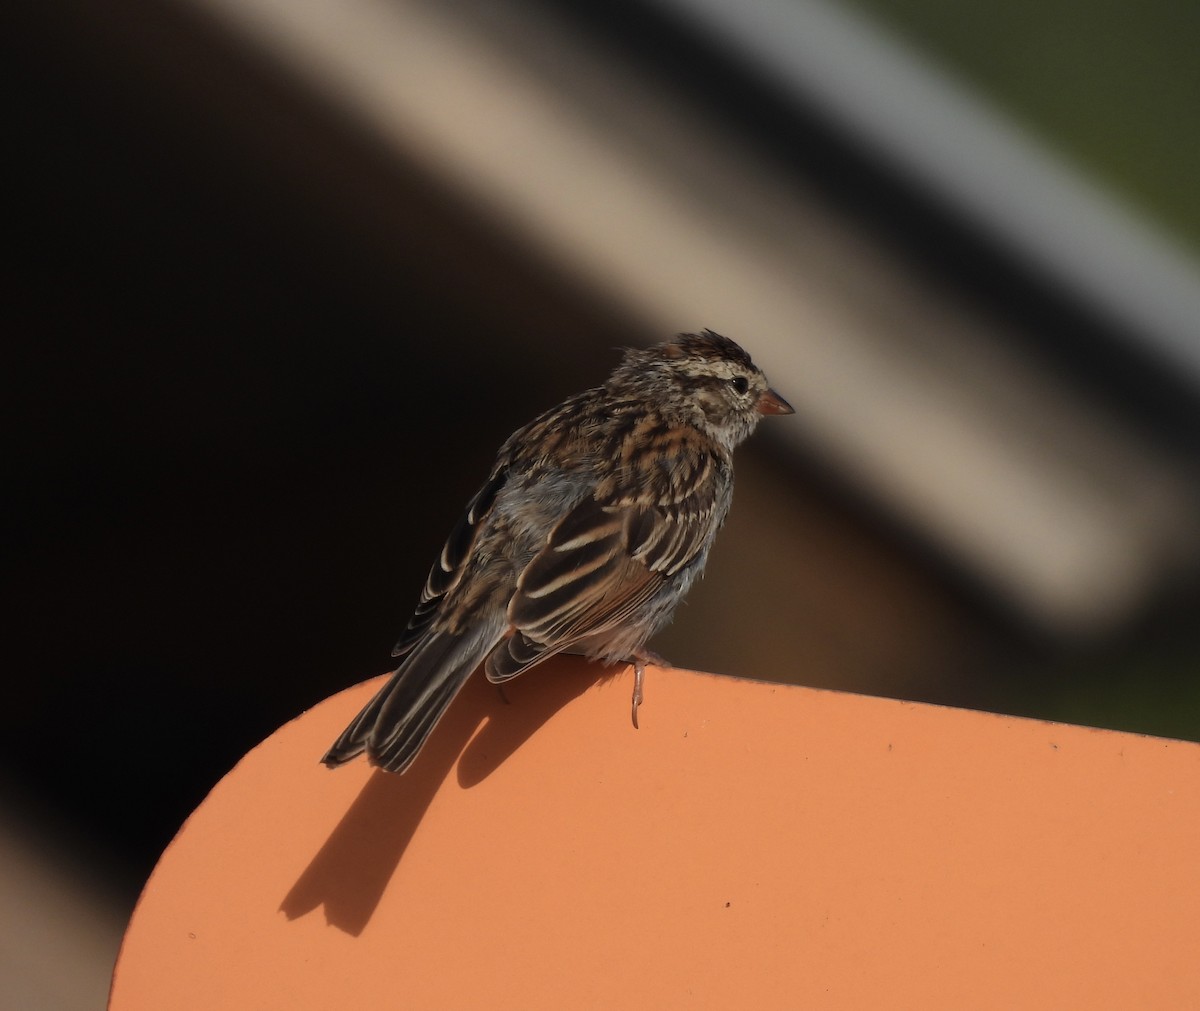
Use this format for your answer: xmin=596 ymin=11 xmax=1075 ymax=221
xmin=840 ymin=0 xmax=1200 ymax=255
xmin=1047 ymin=642 xmax=1200 ymax=743
xmin=836 ymin=0 xmax=1200 ymax=744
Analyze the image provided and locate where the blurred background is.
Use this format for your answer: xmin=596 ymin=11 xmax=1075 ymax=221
xmin=5 ymin=0 xmax=1199 ymax=1004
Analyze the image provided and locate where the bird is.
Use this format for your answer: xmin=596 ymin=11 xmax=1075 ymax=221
xmin=322 ymin=330 xmax=794 ymax=773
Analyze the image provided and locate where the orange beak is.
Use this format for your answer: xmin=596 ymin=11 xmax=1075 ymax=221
xmin=755 ymin=388 xmax=795 ymax=416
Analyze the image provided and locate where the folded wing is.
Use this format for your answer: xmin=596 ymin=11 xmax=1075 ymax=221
xmin=486 ymin=435 xmax=728 ymax=683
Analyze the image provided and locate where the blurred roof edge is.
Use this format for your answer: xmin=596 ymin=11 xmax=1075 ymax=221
xmin=44 ymin=0 xmax=1200 ymax=636
xmin=636 ymin=0 xmax=1200 ymax=388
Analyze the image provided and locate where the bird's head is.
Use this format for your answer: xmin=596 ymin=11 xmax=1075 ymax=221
xmin=609 ymin=330 xmax=793 ymax=451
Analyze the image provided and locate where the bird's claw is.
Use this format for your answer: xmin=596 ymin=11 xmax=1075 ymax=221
xmin=630 ymin=650 xmax=665 ymax=729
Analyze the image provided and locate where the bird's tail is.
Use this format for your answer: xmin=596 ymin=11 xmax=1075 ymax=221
xmin=322 ymin=620 xmax=503 ymax=774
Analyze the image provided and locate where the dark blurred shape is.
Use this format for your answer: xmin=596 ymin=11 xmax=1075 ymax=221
xmin=4 ymin=0 xmax=641 ymax=884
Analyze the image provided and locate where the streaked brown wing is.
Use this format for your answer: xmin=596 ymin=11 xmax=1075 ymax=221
xmin=391 ymin=469 xmax=507 ymax=658
xmin=507 ymin=499 xmax=667 ymax=646
xmin=489 ymin=440 xmax=725 ymax=683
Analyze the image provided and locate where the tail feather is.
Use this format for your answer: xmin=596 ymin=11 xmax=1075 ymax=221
xmin=370 ymin=661 xmax=474 ymax=772
xmin=322 ymin=618 xmax=504 ymax=773
xmin=321 ymin=685 xmax=387 ymax=767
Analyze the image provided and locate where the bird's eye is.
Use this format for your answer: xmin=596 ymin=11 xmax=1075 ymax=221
xmin=731 ymin=376 xmax=750 ymax=395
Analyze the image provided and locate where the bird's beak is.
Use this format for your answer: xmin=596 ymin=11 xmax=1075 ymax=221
xmin=756 ymin=388 xmax=795 ymax=416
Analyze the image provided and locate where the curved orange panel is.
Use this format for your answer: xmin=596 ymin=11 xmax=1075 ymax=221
xmin=110 ymin=659 xmax=1200 ymax=1008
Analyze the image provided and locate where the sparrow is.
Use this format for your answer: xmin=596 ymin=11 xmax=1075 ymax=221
xmin=322 ymin=330 xmax=793 ymax=773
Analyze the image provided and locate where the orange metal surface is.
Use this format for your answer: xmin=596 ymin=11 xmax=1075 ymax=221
xmin=110 ymin=660 xmax=1200 ymax=1008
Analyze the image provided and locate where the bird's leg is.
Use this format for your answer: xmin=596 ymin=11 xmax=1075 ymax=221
xmin=628 ymin=649 xmax=667 ymax=729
